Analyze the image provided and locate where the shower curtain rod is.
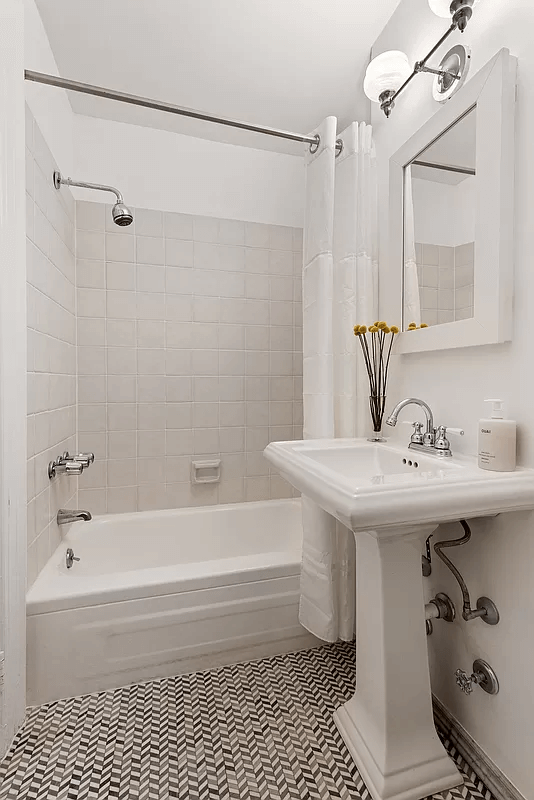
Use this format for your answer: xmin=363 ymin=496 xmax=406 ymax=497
xmin=412 ymin=159 xmax=476 ymax=176
xmin=25 ymin=70 xmax=343 ymax=154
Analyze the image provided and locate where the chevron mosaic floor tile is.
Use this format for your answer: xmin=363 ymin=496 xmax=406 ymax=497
xmin=1 ymin=642 xmax=494 ymax=800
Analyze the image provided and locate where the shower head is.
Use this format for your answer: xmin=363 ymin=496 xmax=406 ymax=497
xmin=112 ymin=202 xmax=134 ymax=227
xmin=53 ymin=171 xmax=134 ymax=227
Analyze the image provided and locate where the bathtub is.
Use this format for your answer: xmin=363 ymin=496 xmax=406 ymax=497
xmin=26 ymin=498 xmax=318 ymax=705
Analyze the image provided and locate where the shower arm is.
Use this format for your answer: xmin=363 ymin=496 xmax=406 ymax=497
xmin=53 ymin=171 xmax=124 ymax=203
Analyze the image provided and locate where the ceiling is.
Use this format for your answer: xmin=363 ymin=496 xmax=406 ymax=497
xmin=34 ymin=0 xmax=402 ymax=154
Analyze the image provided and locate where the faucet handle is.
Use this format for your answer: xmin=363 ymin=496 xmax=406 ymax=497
xmin=401 ymin=420 xmax=425 ymax=444
xmin=70 ymin=452 xmax=95 ymax=467
xmin=434 ymin=426 xmax=464 ymax=453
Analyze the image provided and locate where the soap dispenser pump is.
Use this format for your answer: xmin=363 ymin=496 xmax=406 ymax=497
xmin=478 ymin=399 xmax=516 ymax=472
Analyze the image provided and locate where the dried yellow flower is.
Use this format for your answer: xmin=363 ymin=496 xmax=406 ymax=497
xmin=390 ymin=325 xmax=399 ymax=334
xmin=369 ymin=325 xmax=378 ymax=333
xmin=359 ymin=325 xmax=368 ymax=333
xmin=377 ymin=321 xmax=387 ymax=330
xmin=383 ymin=326 xmax=391 ymax=334
xmin=353 ymin=325 xmax=360 ymax=334
xmin=420 ymin=323 xmax=429 ymax=328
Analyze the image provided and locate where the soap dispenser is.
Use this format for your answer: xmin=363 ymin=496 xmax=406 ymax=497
xmin=478 ymin=399 xmax=516 ymax=472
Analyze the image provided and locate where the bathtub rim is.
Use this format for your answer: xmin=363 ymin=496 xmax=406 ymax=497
xmin=27 ymin=498 xmax=303 ymax=617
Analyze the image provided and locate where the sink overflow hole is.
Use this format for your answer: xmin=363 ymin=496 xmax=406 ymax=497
xmin=402 ymin=458 xmax=419 ymax=469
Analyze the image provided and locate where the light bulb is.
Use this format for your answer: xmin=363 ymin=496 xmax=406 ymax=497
xmin=428 ymin=0 xmax=479 ymax=18
xmin=363 ymin=51 xmax=412 ymax=103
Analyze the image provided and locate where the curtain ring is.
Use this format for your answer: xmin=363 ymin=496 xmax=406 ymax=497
xmin=309 ymin=134 xmax=320 ymax=154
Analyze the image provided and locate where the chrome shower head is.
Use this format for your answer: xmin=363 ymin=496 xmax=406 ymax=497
xmin=53 ymin=171 xmax=134 ymax=227
xmin=111 ymin=202 xmax=133 ymax=227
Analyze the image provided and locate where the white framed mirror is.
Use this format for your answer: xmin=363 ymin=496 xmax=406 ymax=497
xmin=389 ymin=48 xmax=517 ymax=353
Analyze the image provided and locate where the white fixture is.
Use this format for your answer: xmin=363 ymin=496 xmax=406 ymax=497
xmin=428 ymin=0 xmax=480 ymax=20
xmin=363 ymin=50 xmax=411 ymax=102
xmin=264 ymin=437 xmax=534 ymax=800
xmin=366 ymin=0 xmax=480 ymax=117
xmin=191 ymin=459 xmax=221 ymax=485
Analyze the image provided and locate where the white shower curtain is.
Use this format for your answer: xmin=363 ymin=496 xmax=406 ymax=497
xmin=300 ymin=118 xmax=378 ymax=643
xmin=403 ymin=166 xmax=421 ymax=328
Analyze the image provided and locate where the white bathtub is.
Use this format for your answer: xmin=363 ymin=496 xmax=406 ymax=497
xmin=27 ymin=498 xmax=317 ymax=705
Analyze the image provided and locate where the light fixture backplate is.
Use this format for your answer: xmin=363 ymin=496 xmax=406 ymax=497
xmin=433 ymin=44 xmax=471 ymax=103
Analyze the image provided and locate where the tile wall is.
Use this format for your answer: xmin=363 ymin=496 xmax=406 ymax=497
xmin=76 ymin=201 xmax=303 ymax=513
xmin=26 ymin=107 xmax=78 ymax=586
xmin=416 ymin=241 xmax=475 ymax=325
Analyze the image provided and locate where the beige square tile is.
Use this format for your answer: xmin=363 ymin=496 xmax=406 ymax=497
xmin=245 ymin=222 xmax=270 ymax=248
xmin=137 ymin=430 xmax=166 ymax=458
xmin=76 ymin=200 xmax=106 ymax=232
xmin=106 ymin=233 xmax=135 ymax=262
xmin=138 ymin=403 xmax=166 ymax=430
xmin=135 ymin=208 xmax=163 ymax=238
xmin=137 ymin=236 xmax=164 ymax=265
xmin=138 ymin=320 xmax=165 ymax=348
xmin=107 ymin=375 xmax=136 ymax=403
xmin=107 ymin=319 xmax=136 ymax=347
xmin=77 ymin=259 xmax=105 ymax=289
xmin=422 ymin=243 xmax=439 ymax=266
xmin=76 ymin=230 xmax=105 ymax=260
xmin=138 ymin=376 xmax=166 ymax=403
xmin=137 ymin=349 xmax=165 ymax=375
xmin=166 ymin=428 xmax=193 ymax=456
xmin=108 ymin=347 xmax=136 ymax=374
xmin=192 ymin=402 xmax=219 ymax=429
xmin=166 ymin=402 xmax=193 ymax=429
xmin=165 ymin=238 xmax=194 ymax=267
xmin=107 ymin=487 xmax=137 ymax=514
xmin=137 ymin=264 xmax=165 ymax=293
xmin=108 ymin=431 xmax=136 ymax=459
xmin=164 ymin=211 xmax=194 ymax=240
xmin=107 ymin=403 xmax=137 ymax=431
xmin=108 ymin=459 xmax=137 ymax=487
xmin=106 ymin=262 xmax=135 ymax=291
xmin=77 ymin=288 xmax=106 ymax=318
xmin=77 ymin=318 xmax=105 ymax=346
xmin=107 ymin=290 xmax=136 ymax=319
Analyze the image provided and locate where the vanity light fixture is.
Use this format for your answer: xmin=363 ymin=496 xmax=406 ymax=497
xmin=364 ymin=0 xmax=478 ymax=117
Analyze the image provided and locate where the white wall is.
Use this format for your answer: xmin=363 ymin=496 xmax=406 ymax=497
xmin=23 ymin=0 xmax=75 ymax=176
xmin=412 ymin=176 xmax=476 ymax=246
xmin=372 ymin=1 xmax=534 ymax=797
xmin=24 ymin=0 xmax=305 ymax=229
xmin=74 ymin=115 xmax=305 ymax=227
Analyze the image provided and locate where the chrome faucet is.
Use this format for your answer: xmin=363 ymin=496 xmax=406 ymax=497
xmin=386 ymin=398 xmax=464 ymax=458
xmin=57 ymin=509 xmax=92 ymax=525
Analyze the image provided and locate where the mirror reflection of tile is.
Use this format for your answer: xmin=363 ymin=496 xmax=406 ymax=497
xmin=415 ymin=241 xmax=474 ymax=326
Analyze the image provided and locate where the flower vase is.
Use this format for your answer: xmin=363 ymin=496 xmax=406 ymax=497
xmin=367 ymin=395 xmax=387 ymax=442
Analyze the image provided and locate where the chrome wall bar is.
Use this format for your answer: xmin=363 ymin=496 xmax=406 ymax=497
xmin=412 ymin=160 xmax=476 ymax=176
xmin=25 ymin=70 xmax=343 ymax=154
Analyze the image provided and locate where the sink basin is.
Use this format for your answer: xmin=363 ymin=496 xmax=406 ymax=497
xmin=264 ymin=438 xmax=534 ymax=800
xmin=265 ymin=438 xmax=534 ymax=532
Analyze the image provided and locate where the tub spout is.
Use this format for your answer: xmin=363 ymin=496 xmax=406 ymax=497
xmin=57 ymin=509 xmax=92 ymax=525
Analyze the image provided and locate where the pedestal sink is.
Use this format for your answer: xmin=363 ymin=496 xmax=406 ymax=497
xmin=264 ymin=438 xmax=534 ymax=800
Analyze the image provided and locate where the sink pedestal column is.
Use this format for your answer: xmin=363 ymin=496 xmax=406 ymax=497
xmin=334 ymin=524 xmax=463 ymax=800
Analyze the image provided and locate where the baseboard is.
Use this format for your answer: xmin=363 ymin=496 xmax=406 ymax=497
xmin=433 ymin=696 xmax=526 ymax=800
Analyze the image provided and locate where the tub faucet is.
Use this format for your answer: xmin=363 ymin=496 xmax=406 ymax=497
xmin=57 ymin=509 xmax=92 ymax=525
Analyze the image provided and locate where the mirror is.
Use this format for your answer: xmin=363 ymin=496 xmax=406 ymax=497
xmin=389 ymin=48 xmax=516 ymax=354
xmin=403 ymin=107 xmax=476 ymax=329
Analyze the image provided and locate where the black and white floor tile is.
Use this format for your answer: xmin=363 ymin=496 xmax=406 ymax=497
xmin=0 ymin=642 xmax=494 ymax=800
